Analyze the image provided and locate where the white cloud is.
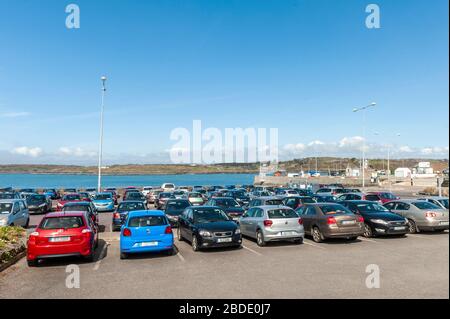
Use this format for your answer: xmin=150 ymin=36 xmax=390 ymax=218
xmin=339 ymin=136 xmax=364 ymax=148
xmin=11 ymin=146 xmax=43 ymax=157
xmin=0 ymin=112 xmax=31 ymax=118
xmin=399 ymin=146 xmax=413 ymax=153
xmin=58 ymin=146 xmax=96 ymax=157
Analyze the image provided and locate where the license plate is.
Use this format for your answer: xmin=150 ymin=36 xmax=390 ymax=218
xmin=394 ymin=226 xmax=406 ymax=231
xmin=49 ymin=236 xmax=70 ymax=242
xmin=217 ymin=237 xmax=232 ymax=243
xmin=140 ymin=242 xmax=158 ymax=247
xmin=282 ymin=231 xmax=297 ymax=236
xmin=342 ymin=220 xmax=356 ymax=225
xmin=440 ymin=221 xmax=449 ymax=226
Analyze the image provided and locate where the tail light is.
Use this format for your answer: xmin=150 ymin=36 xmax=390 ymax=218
xmin=82 ymin=228 xmax=92 ymax=234
xmin=263 ymin=220 xmax=273 ymax=227
xmin=298 ymin=218 xmax=303 ymax=225
xmin=425 ymin=212 xmax=437 ymax=218
xmin=123 ymin=228 xmax=132 ymax=237
xmin=30 ymin=231 xmax=40 ymax=237
xmin=113 ymin=213 xmax=120 ymax=219
xmin=165 ymin=226 xmax=172 ymax=234
xmin=327 ymin=217 xmax=337 ymax=225
xmin=358 ymin=216 xmax=364 ymax=223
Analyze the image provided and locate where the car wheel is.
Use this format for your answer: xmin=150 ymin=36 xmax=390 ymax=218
xmin=192 ymin=235 xmax=200 ymax=252
xmin=120 ymin=252 xmax=128 ymax=260
xmin=348 ymin=236 xmax=358 ymax=241
xmin=407 ymin=219 xmax=418 ymax=234
xmin=177 ymin=228 xmax=184 ymax=241
xmin=256 ymin=230 xmax=266 ymax=247
xmin=312 ymin=227 xmax=324 ymax=243
xmin=27 ymin=259 xmax=38 ymax=267
xmin=363 ymin=223 xmax=373 ymax=238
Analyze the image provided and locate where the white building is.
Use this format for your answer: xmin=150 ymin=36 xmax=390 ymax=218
xmin=395 ymin=167 xmax=412 ymax=178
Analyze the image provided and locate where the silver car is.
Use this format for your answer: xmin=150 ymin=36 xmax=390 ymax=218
xmin=384 ymin=200 xmax=449 ymax=233
xmin=239 ymin=205 xmax=305 ymax=246
xmin=0 ymin=199 xmax=30 ymax=228
xmin=417 ymin=196 xmax=449 ymax=210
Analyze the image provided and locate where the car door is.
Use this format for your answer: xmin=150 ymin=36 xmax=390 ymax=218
xmin=249 ymin=208 xmax=264 ymax=236
xmin=301 ymin=206 xmax=317 ymax=234
xmin=391 ymin=202 xmax=410 ymax=218
xmin=18 ymin=200 xmax=29 ymax=226
xmin=185 ymin=209 xmax=195 ymax=241
xmin=240 ymin=208 xmax=256 ymax=237
xmin=179 ymin=209 xmax=189 ymax=238
xmin=10 ymin=203 xmax=21 ymax=226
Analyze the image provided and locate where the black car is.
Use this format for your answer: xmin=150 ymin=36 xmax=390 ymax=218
xmin=164 ymin=199 xmax=191 ymax=227
xmin=224 ymin=190 xmax=250 ymax=206
xmin=43 ymin=188 xmax=60 ymax=200
xmin=340 ymin=200 xmax=409 ymax=237
xmin=177 ymin=206 xmax=242 ymax=251
xmin=283 ymin=196 xmax=316 ymax=209
xmin=312 ymin=195 xmax=338 ymax=203
xmin=26 ymin=194 xmax=52 ymax=214
xmin=205 ymin=197 xmax=245 ymax=220
xmin=112 ymin=201 xmax=146 ymax=231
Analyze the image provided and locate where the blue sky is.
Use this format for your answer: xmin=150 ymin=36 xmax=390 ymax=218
xmin=0 ymin=0 xmax=448 ymax=164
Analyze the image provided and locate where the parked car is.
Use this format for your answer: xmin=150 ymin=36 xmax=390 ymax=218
xmin=26 ymin=194 xmax=52 ymax=214
xmin=84 ymin=188 xmax=97 ymax=197
xmin=63 ymin=188 xmax=78 ymax=194
xmin=337 ymin=193 xmax=364 ymax=201
xmin=187 ymin=192 xmax=204 ymax=206
xmin=62 ymin=201 xmax=99 ymax=225
xmin=340 ymin=200 xmax=409 ymax=237
xmin=205 ymin=197 xmax=245 ymax=220
xmin=312 ymin=194 xmax=338 ymax=203
xmin=364 ymin=192 xmax=399 ymax=204
xmin=27 ymin=211 xmax=98 ymax=266
xmin=275 ymin=189 xmax=299 ymax=197
xmin=155 ymin=192 xmax=175 ymax=210
xmin=296 ymin=203 xmax=364 ymax=243
xmin=164 ymin=199 xmax=191 ymax=227
xmin=147 ymin=189 xmax=163 ymax=204
xmin=120 ymin=210 xmax=174 ymax=259
xmin=283 ymin=196 xmax=316 ymax=209
xmin=247 ymin=196 xmax=284 ymax=209
xmin=173 ymin=190 xmax=187 ymax=199
xmin=123 ymin=191 xmax=147 ymax=207
xmin=315 ymin=187 xmax=343 ymax=196
xmin=43 ymin=188 xmax=60 ymax=200
xmin=177 ymin=206 xmax=242 ymax=251
xmin=417 ymin=196 xmax=449 ymax=210
xmin=161 ymin=183 xmax=176 ymax=192
xmin=0 ymin=192 xmax=21 ymax=200
xmin=78 ymin=192 xmax=92 ymax=202
xmin=239 ymin=206 xmax=304 ymax=246
xmin=0 ymin=199 xmax=29 ymax=228
xmin=224 ymin=190 xmax=250 ymax=206
xmin=141 ymin=186 xmax=154 ymax=197
xmin=92 ymin=192 xmax=115 ymax=212
xmin=112 ymin=201 xmax=147 ymax=231
xmin=383 ymin=200 xmax=449 ymax=233
xmin=56 ymin=193 xmax=88 ymax=211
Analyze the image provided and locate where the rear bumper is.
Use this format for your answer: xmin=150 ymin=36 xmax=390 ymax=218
xmin=264 ymin=230 xmax=305 ymax=241
xmin=120 ymin=235 xmax=174 ymax=253
xmin=323 ymin=225 xmax=364 ymax=238
xmin=27 ymin=242 xmax=92 ymax=261
xmin=417 ymin=219 xmax=449 ymax=231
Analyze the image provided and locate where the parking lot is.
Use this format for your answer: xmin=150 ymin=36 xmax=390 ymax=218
xmin=0 ymin=206 xmax=448 ymax=299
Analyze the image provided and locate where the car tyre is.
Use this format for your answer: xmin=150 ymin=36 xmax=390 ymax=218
xmin=256 ymin=230 xmax=266 ymax=247
xmin=363 ymin=223 xmax=373 ymax=238
xmin=407 ymin=219 xmax=418 ymax=234
xmin=27 ymin=259 xmax=38 ymax=267
xmin=192 ymin=235 xmax=200 ymax=252
xmin=120 ymin=252 xmax=128 ymax=260
xmin=177 ymin=228 xmax=184 ymax=242
xmin=312 ymin=227 xmax=324 ymax=243
xmin=348 ymin=236 xmax=358 ymax=241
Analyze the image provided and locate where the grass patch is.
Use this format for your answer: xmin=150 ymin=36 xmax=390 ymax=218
xmin=0 ymin=227 xmax=26 ymax=264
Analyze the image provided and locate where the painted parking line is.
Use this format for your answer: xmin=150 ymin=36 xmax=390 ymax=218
xmin=358 ymin=237 xmax=379 ymax=243
xmin=303 ymin=241 xmax=326 ymax=249
xmin=173 ymin=245 xmax=186 ymax=262
xmin=93 ymin=242 xmax=110 ymax=271
xmin=242 ymin=245 xmax=263 ymax=256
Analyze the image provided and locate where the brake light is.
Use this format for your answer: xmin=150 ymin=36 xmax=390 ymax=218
xmin=425 ymin=212 xmax=437 ymax=218
xmin=298 ymin=218 xmax=303 ymax=225
xmin=327 ymin=217 xmax=337 ymax=225
xmin=123 ymin=228 xmax=132 ymax=236
xmin=30 ymin=232 xmax=39 ymax=237
xmin=358 ymin=216 xmax=364 ymax=223
xmin=113 ymin=213 xmax=120 ymax=219
xmin=263 ymin=220 xmax=273 ymax=227
xmin=81 ymin=228 xmax=92 ymax=234
xmin=165 ymin=226 xmax=172 ymax=234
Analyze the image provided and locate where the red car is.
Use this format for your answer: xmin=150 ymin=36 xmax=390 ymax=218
xmin=27 ymin=212 xmax=98 ymax=267
xmin=364 ymin=192 xmax=399 ymax=204
xmin=56 ymin=193 xmax=89 ymax=211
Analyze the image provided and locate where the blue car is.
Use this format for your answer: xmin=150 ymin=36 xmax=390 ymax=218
xmin=92 ymin=192 xmax=115 ymax=212
xmin=120 ymin=210 xmax=174 ymax=259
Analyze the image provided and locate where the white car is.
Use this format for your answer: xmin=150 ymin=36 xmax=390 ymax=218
xmin=161 ymin=183 xmax=176 ymax=192
xmin=142 ymin=186 xmax=154 ymax=197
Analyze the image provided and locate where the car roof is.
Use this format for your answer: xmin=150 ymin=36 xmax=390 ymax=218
xmin=257 ymin=196 xmax=283 ymax=200
xmin=128 ymin=210 xmax=164 ymax=217
xmin=212 ymin=197 xmax=237 ymax=200
xmin=120 ymin=200 xmax=145 ymax=204
xmin=258 ymin=205 xmax=292 ymax=210
xmin=64 ymin=202 xmax=90 ymax=206
xmin=417 ymin=196 xmax=448 ymax=200
xmin=44 ymin=211 xmax=86 ymax=218
xmin=385 ymin=199 xmax=424 ymax=203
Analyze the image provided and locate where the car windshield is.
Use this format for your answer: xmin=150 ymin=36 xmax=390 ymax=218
xmin=40 ymin=216 xmax=85 ymax=229
xmin=380 ymin=193 xmax=396 ymax=199
xmin=0 ymin=203 xmax=13 ymax=214
xmin=63 ymin=194 xmax=81 ymax=201
xmin=438 ymin=199 xmax=449 ymax=209
xmin=173 ymin=191 xmax=185 ymax=195
xmin=28 ymin=195 xmax=46 ymax=202
xmin=95 ymin=194 xmax=112 ymax=200
xmin=0 ymin=194 xmax=14 ymax=199
xmin=265 ymin=199 xmax=283 ymax=205
xmin=413 ymin=202 xmax=441 ymax=210
xmin=320 ymin=205 xmax=352 ymax=215
xmin=301 ymin=197 xmax=316 ymax=203
xmin=356 ymin=203 xmax=390 ymax=213
xmin=127 ymin=193 xmax=144 ymax=199
xmin=194 ymin=208 xmax=230 ymax=223
xmin=63 ymin=205 xmax=89 ymax=212
xmin=268 ymin=208 xmax=298 ymax=219
xmin=166 ymin=201 xmax=190 ymax=211
xmin=118 ymin=202 xmax=145 ymax=212
xmin=189 ymin=193 xmax=202 ymax=198
xmin=128 ymin=216 xmax=167 ymax=227
xmin=215 ymin=199 xmax=240 ymax=208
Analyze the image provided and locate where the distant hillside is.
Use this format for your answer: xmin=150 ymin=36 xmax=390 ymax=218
xmin=0 ymin=158 xmax=447 ymax=175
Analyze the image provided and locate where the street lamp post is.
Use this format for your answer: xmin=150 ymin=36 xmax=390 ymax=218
xmin=374 ymin=132 xmax=400 ymax=192
xmin=353 ymin=102 xmax=376 ymax=191
xmin=97 ymin=76 xmax=107 ymax=192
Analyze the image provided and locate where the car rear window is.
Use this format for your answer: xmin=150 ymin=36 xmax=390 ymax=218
xmin=365 ymin=195 xmax=380 ymax=201
xmin=40 ymin=216 xmax=85 ymax=229
xmin=128 ymin=216 xmax=167 ymax=227
xmin=320 ymin=205 xmax=352 ymax=215
xmin=118 ymin=202 xmax=145 ymax=212
xmin=268 ymin=208 xmax=298 ymax=219
xmin=63 ymin=194 xmax=81 ymax=201
xmin=301 ymin=197 xmax=316 ymax=204
xmin=63 ymin=205 xmax=89 ymax=212
xmin=0 ymin=203 xmax=13 ymax=214
xmin=265 ymin=199 xmax=283 ymax=205
xmin=412 ymin=202 xmax=441 ymax=210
